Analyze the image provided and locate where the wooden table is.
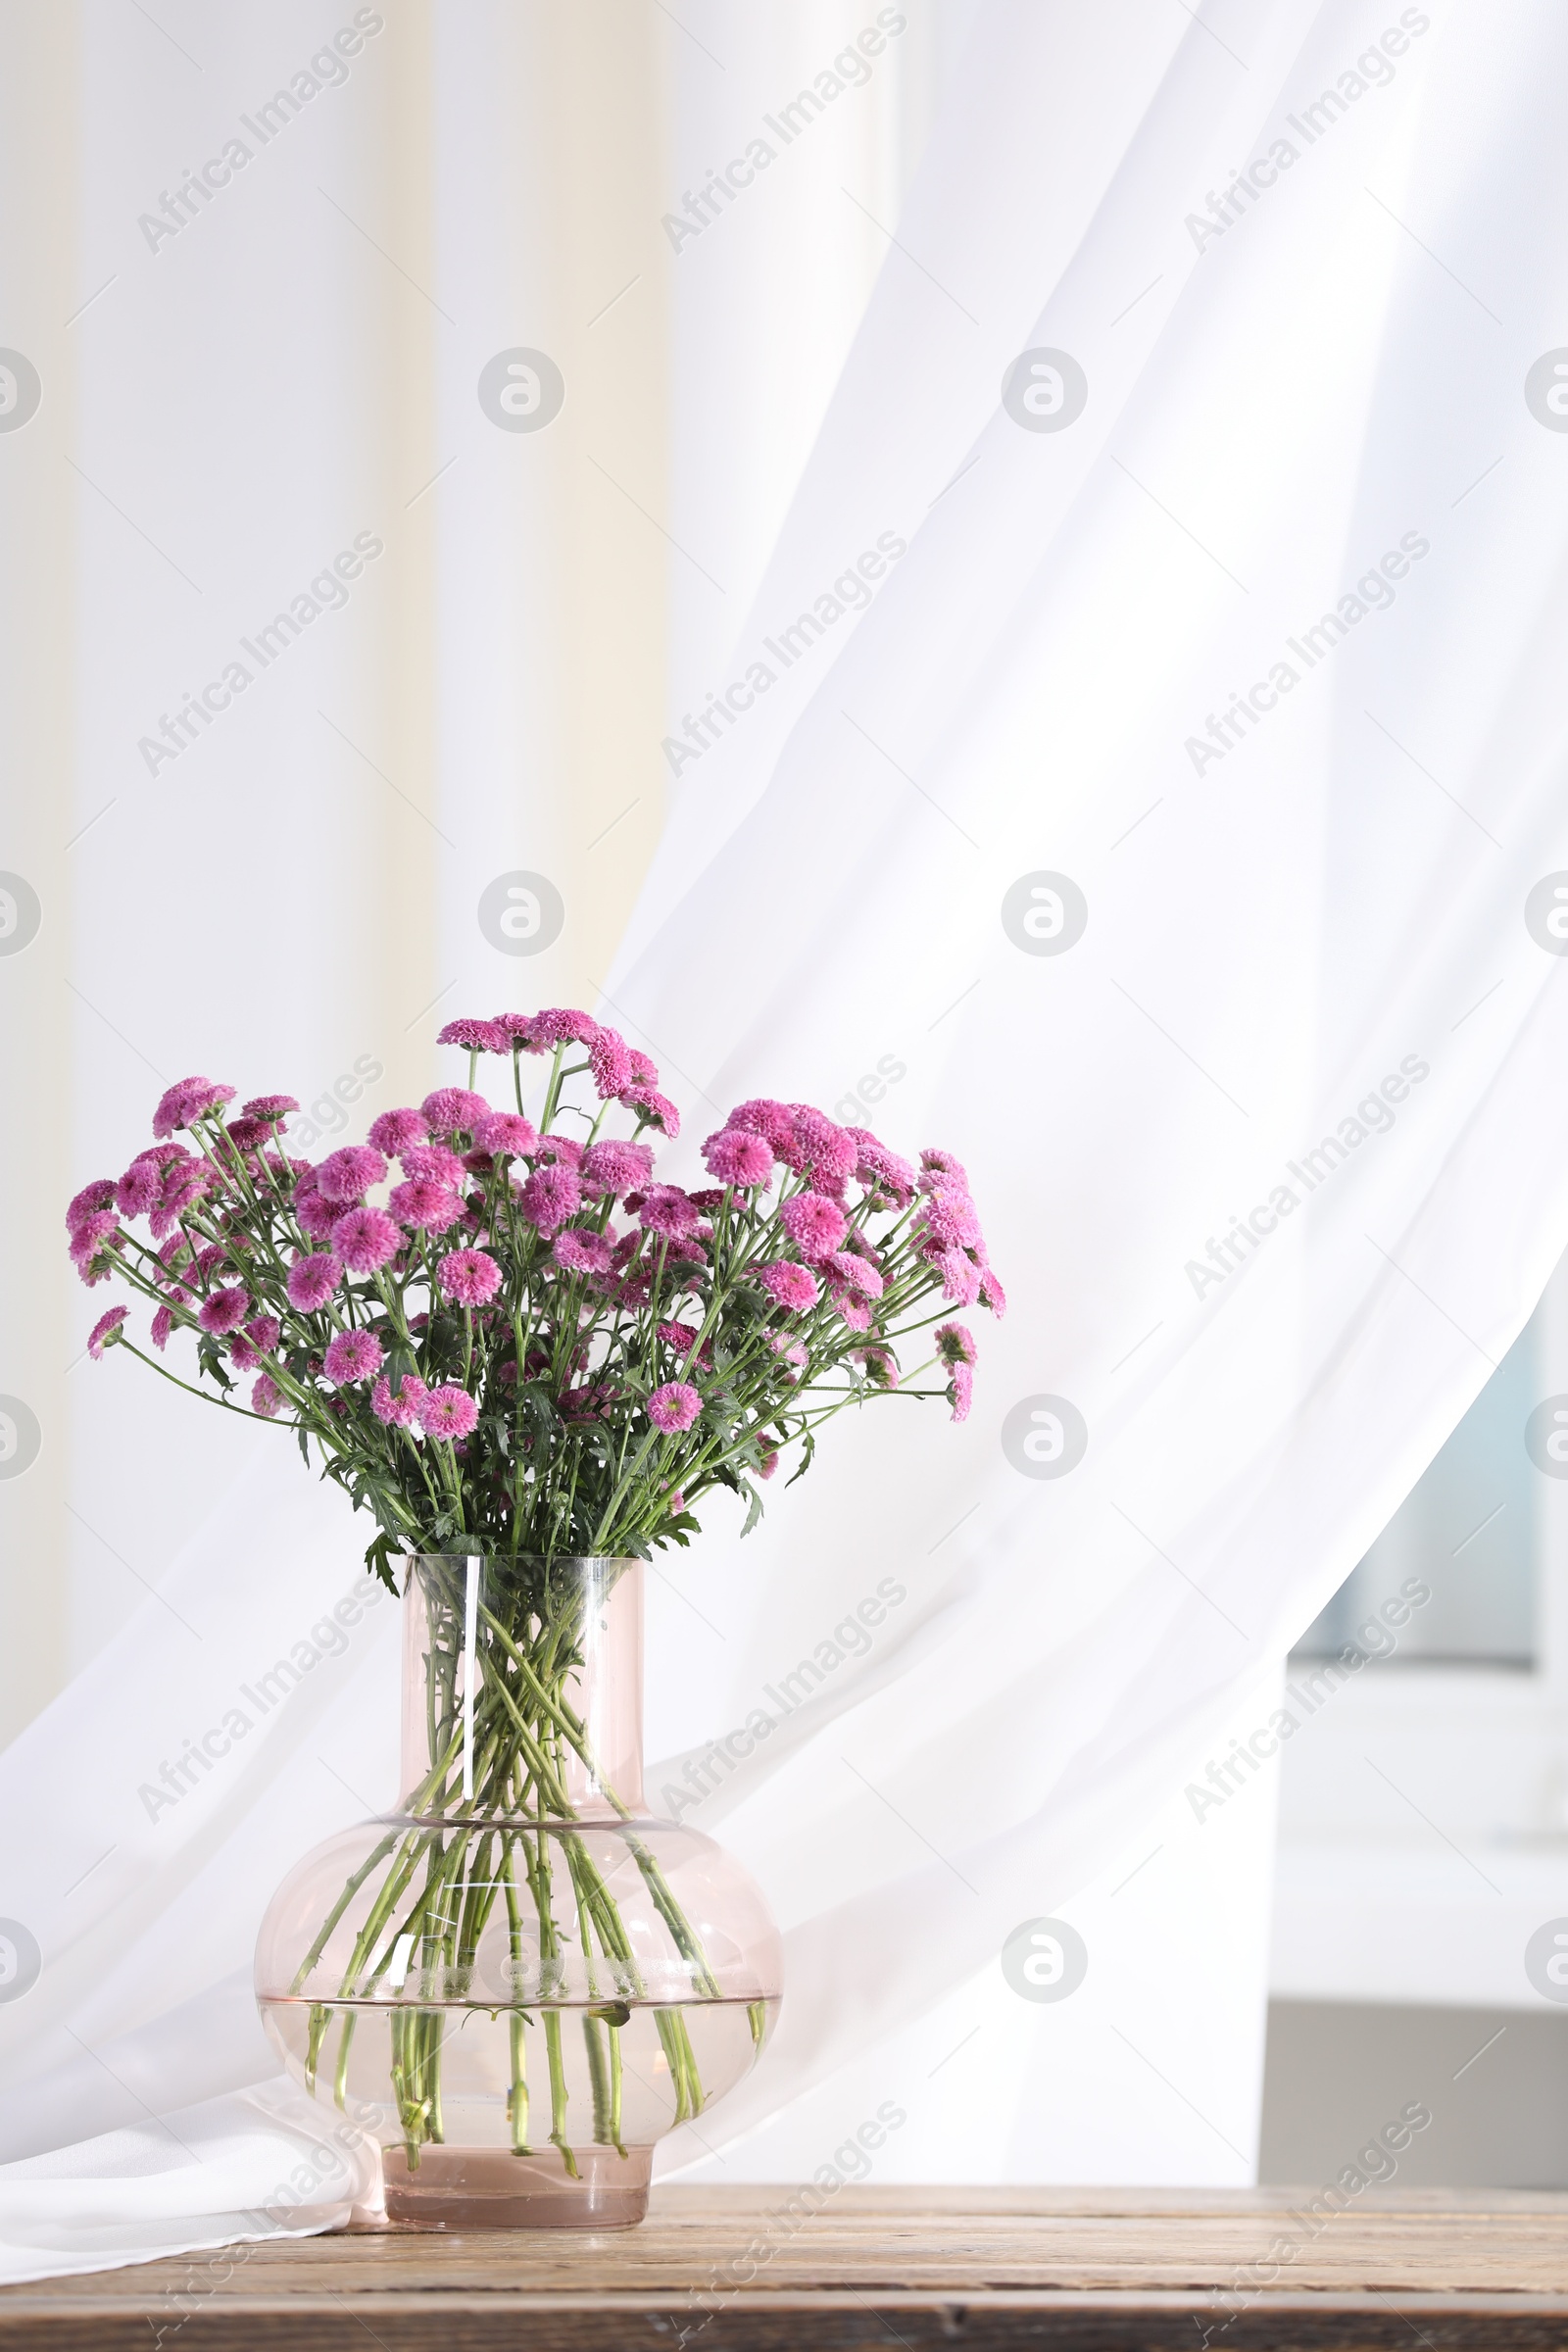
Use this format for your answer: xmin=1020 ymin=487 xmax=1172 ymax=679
xmin=4 ymin=2186 xmax=1568 ymax=2348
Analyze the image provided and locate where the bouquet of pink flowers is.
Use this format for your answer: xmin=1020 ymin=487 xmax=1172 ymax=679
xmin=69 ymin=1007 xmax=1004 ymax=1582
xmin=67 ymin=1008 xmax=1004 ymax=2189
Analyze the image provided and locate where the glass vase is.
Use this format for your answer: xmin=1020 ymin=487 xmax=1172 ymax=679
xmin=255 ymin=1555 xmax=782 ymax=2229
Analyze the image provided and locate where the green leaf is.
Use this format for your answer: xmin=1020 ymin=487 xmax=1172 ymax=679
xmin=364 ymin=1529 xmax=402 ymax=1594
xmin=785 ymin=1427 xmax=816 ymax=1489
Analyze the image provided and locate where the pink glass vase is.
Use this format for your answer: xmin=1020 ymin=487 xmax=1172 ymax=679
xmin=255 ymin=1556 xmax=782 ymax=2229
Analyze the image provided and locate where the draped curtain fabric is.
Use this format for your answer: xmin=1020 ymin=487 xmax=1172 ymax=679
xmin=5 ymin=0 xmax=1568 ymax=2284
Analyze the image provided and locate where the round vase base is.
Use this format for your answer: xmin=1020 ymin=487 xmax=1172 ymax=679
xmin=376 ymin=2143 xmax=652 ymax=2230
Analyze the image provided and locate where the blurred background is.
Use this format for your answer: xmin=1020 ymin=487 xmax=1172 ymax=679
xmin=1263 ymin=1250 xmax=1568 ymax=2185
xmin=5 ymin=0 xmax=1568 ymax=2193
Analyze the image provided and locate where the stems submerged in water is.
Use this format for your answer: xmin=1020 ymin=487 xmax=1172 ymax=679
xmin=292 ymin=1557 xmax=761 ymax=2169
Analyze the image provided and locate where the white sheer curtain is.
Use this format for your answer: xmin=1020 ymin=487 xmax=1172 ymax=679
xmin=6 ymin=0 xmax=1568 ymax=2285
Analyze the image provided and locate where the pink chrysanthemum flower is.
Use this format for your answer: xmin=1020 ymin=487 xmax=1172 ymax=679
xmin=316 ymin=1145 xmax=388 ymax=1203
xmin=531 ymin=1007 xmax=600 ymax=1049
xmin=145 ymin=1195 xmax=186 ymax=1243
xmin=156 ymin=1168 xmax=213 ymax=1235
xmin=553 ymin=1229 xmax=613 ymax=1275
xmin=198 ymin=1285 xmax=249 ymax=1336
xmin=420 ymin=1087 xmax=490 ymax=1138
xmin=371 ymin=1372 xmax=426 ymax=1428
xmin=115 ymin=1163 xmax=162 ymax=1217
xmin=368 ymin=1107 xmax=429 ymax=1154
xmin=70 ymin=1207 xmax=120 ymax=1258
xmin=323 ymin=1329 xmax=384 ymax=1384
xmin=845 ymin=1130 xmax=918 ymax=1203
xmin=286 ymin=1252 xmax=343 ymax=1311
xmin=658 ymin=1320 xmax=710 ymax=1367
xmin=400 ymin=1143 xmax=466 ymax=1188
xmin=148 ymin=1080 xmax=197 ymax=1142
xmin=437 ymin=1248 xmax=502 ymax=1305
xmin=388 ymin=1179 xmax=466 ymax=1233
xmin=828 ymin=1250 xmax=885 ymax=1299
xmin=145 ymin=1204 xmax=179 ymax=1247
xmin=151 ymin=1077 xmax=236 ymax=1139
xmin=619 ymin=1085 xmax=680 ymax=1138
xmin=918 ymin=1147 xmax=969 ymax=1193
xmin=224 ymin=1116 xmax=272 ymax=1153
xmin=150 ymin=1079 xmax=205 ymax=1139
xmin=148 ymin=1183 xmax=210 ymax=1247
xmin=251 ymin=1374 xmax=282 ymax=1418
xmin=150 ymin=1304 xmax=174 ymax=1351
xmin=491 ymin=1011 xmax=545 ymax=1054
xmin=230 ymin=1313 xmax=281 ymax=1370
xmin=949 ymin=1361 xmax=974 ymax=1423
xmin=419 ymin=1384 xmax=478 ymax=1440
xmin=86 ymin=1306 xmax=127 ymax=1359
xmin=625 ymin=1048 xmax=658 ymax=1083
xmin=241 ymin=1094 xmax=299 ymax=1122
xmin=853 ymin=1345 xmax=900 ymax=1389
xmin=518 ymin=1164 xmax=581 ymax=1234
xmin=727 ymin=1098 xmax=796 ymax=1155
xmin=535 ymin=1133 xmax=584 ymax=1171
xmin=937 ymin=1249 xmax=983 ymax=1306
xmin=472 ymin=1111 xmax=538 ymax=1158
xmin=918 ymin=1190 xmax=983 ymax=1250
xmin=331 ymin=1205 xmax=402 ymax=1274
xmin=757 ymin=1438 xmax=779 ymax=1480
xmin=580 ymin=1139 xmax=652 ymax=1200
xmin=639 ymin=1184 xmax=700 ymax=1241
xmin=436 ymin=1016 xmax=510 ymax=1054
xmin=701 ymin=1128 xmax=773 ymax=1187
xmin=588 ymin=1027 xmax=635 ymax=1097
xmin=779 ymin=1191 xmax=848 ymax=1260
xmin=66 ymin=1179 xmax=117 ymax=1231
xmin=782 ymin=1105 xmax=857 ymax=1186
xmin=296 ymin=1190 xmax=340 ymax=1241
xmin=70 ymin=1211 xmax=122 ymax=1284
xmin=647 ymin=1381 xmax=702 ymax=1434
xmin=755 ymin=1260 xmax=820 ymax=1312
xmin=832 ymin=1295 xmax=874 ymax=1332
xmin=979 ymin=1268 xmax=1007 ymax=1318
xmin=935 ymin=1321 xmax=977 ymax=1367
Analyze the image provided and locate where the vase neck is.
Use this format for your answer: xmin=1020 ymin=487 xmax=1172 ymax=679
xmin=399 ymin=1555 xmax=645 ymax=1819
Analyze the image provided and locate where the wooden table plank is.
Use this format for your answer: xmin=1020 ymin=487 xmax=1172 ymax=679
xmin=5 ymin=2187 xmax=1568 ymax=2350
